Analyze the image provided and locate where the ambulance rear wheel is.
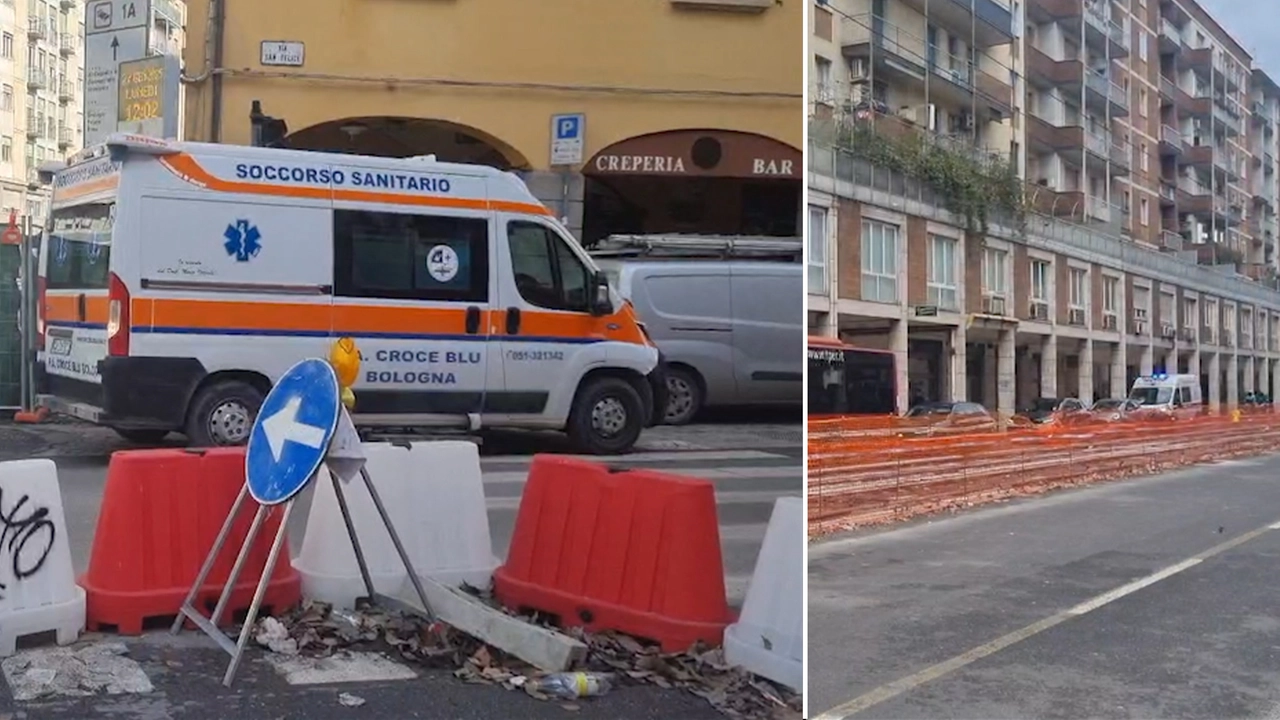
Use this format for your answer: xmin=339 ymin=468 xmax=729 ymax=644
xmin=568 ymin=377 xmax=645 ymax=455
xmin=186 ymin=380 xmax=265 ymax=448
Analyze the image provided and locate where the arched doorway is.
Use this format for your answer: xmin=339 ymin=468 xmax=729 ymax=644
xmin=282 ymin=117 xmax=530 ymax=170
xmin=581 ymin=129 xmax=801 ymax=246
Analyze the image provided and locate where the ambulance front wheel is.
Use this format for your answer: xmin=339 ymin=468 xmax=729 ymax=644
xmin=567 ymin=376 xmax=645 ymax=455
xmin=185 ymin=380 xmax=266 ymax=448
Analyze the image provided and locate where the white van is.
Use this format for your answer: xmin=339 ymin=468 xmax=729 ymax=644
xmin=594 ymin=239 xmax=801 ymax=425
xmin=1128 ymin=373 xmax=1202 ymax=419
xmin=34 ymin=134 xmax=665 ymax=454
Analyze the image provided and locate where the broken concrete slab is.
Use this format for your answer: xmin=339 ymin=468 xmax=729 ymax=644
xmin=0 ymin=641 xmax=153 ymax=701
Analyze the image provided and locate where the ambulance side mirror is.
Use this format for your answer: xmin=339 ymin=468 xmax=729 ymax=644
xmin=589 ymin=272 xmax=612 ymax=316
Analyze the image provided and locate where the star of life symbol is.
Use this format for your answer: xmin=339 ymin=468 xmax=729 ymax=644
xmin=223 ymin=220 xmax=262 ymax=262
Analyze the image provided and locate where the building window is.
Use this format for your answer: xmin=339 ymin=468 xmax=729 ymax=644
xmin=1103 ymin=276 xmax=1119 ymax=315
xmin=1140 ymin=143 xmax=1148 ymax=172
xmin=982 ymin=246 xmax=1008 ymax=297
xmin=1 ymin=136 xmax=11 ymax=164
xmin=332 ymin=209 xmax=490 ymax=303
xmin=1139 ymin=32 xmax=1148 ymax=62
xmin=1031 ymin=260 xmax=1050 ymax=302
xmin=927 ymin=234 xmax=957 ymax=310
xmin=1139 ymin=88 xmax=1148 ymax=117
xmin=1069 ymin=267 xmax=1087 ymax=309
xmin=860 ymin=219 xmax=898 ymax=304
xmin=507 ymin=221 xmax=590 ymax=312
xmin=807 ymin=205 xmax=827 ymax=294
xmin=1140 ymin=197 xmax=1149 ymax=225
xmin=2 ymin=33 xmax=11 ymax=60
xmin=815 ymin=57 xmax=833 ymax=104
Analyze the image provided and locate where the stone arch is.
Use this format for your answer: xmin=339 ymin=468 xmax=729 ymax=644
xmin=282 ymin=116 xmax=532 ymax=170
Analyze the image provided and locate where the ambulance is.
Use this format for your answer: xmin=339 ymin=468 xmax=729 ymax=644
xmin=34 ymin=134 xmax=666 ymax=454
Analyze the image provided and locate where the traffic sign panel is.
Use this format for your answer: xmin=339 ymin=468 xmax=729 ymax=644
xmin=245 ymin=358 xmax=340 ymax=505
xmin=550 ymin=113 xmax=585 ymax=166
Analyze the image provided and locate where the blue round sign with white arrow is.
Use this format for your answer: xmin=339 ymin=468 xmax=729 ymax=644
xmin=245 ymin=358 xmax=340 ymax=505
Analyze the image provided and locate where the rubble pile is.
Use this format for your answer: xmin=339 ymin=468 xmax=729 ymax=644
xmin=259 ymin=600 xmax=802 ymax=719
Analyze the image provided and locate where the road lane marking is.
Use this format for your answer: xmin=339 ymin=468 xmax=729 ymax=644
xmin=813 ymin=518 xmax=1280 ymax=720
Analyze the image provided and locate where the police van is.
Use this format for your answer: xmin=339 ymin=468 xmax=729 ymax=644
xmin=34 ymin=134 xmax=665 ymax=454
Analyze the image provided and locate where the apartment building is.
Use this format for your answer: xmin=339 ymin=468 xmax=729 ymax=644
xmin=809 ymin=0 xmax=1280 ymax=415
xmin=811 ymin=0 xmax=1021 ymax=169
xmin=0 ymin=0 xmax=87 ymax=226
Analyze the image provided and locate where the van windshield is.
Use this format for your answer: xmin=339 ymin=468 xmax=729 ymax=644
xmin=45 ymin=202 xmax=114 ymax=290
xmin=1129 ymin=387 xmax=1173 ymax=405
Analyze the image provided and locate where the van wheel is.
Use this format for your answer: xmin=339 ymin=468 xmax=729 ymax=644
xmin=663 ymin=367 xmax=703 ymax=426
xmin=112 ymin=428 xmax=169 ymax=445
xmin=568 ymin=377 xmax=645 ymax=455
xmin=185 ymin=381 xmax=265 ymax=448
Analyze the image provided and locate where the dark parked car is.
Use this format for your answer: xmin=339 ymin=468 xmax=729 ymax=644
xmin=900 ymin=401 xmax=997 ymax=435
xmin=1090 ymin=398 xmax=1141 ymax=422
xmin=1022 ymin=397 xmax=1090 ymax=425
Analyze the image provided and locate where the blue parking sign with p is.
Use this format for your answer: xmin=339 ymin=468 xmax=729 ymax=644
xmin=555 ymin=114 xmax=582 ymax=140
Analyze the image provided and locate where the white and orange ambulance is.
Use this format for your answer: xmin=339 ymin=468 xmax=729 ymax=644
xmin=35 ymin=134 xmax=665 ymax=454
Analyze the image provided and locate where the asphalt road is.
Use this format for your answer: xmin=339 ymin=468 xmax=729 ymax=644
xmin=0 ymin=415 xmax=801 ymax=719
xmin=810 ymin=452 xmax=1280 ymax=720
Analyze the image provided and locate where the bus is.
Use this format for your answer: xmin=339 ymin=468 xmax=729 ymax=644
xmin=807 ymin=336 xmax=897 ymax=416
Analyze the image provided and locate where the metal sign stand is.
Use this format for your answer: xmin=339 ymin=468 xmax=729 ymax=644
xmin=171 ymin=358 xmax=436 ymax=687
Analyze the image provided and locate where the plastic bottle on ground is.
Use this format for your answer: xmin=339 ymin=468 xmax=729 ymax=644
xmin=530 ymin=672 xmax=614 ymax=699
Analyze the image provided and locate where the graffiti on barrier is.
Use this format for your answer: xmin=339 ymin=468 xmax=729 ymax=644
xmin=0 ymin=488 xmax=56 ymax=601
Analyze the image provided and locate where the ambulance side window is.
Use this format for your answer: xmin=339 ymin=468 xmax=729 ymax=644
xmin=333 ymin=209 xmax=489 ymax=302
xmin=507 ymin=221 xmax=588 ymax=312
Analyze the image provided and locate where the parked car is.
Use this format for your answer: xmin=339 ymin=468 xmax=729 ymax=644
xmin=1022 ymin=397 xmax=1091 ymax=425
xmin=1090 ymin=398 xmax=1141 ymax=422
xmin=595 ymin=255 xmax=802 ymax=425
xmin=900 ymin=401 xmax=996 ymax=435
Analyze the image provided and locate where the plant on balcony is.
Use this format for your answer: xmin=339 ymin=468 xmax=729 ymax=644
xmin=825 ymin=115 xmax=1025 ymax=232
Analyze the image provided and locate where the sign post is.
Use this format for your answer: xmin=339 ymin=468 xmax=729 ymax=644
xmin=549 ymin=113 xmax=584 ymax=223
xmin=173 ymin=344 xmax=435 ymax=687
xmin=84 ymin=0 xmax=152 ymax=146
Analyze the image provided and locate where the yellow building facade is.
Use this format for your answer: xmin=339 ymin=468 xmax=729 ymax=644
xmin=180 ymin=0 xmax=803 ymax=241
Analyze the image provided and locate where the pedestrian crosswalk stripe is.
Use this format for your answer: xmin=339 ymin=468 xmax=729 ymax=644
xmin=478 ymin=465 xmax=801 ymax=487
xmin=479 ymin=449 xmax=789 ymax=465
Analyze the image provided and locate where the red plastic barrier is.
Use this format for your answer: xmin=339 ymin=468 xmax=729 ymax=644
xmin=80 ymin=447 xmax=301 ymax=634
xmin=493 ymin=455 xmax=731 ymax=652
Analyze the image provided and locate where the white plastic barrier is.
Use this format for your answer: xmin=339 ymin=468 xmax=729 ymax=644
xmin=0 ymin=459 xmax=85 ymax=656
xmin=294 ymin=441 xmax=498 ymax=610
xmin=723 ymin=496 xmax=802 ymax=691
xmin=293 ymin=444 xmax=409 ymax=609
xmin=396 ymin=441 xmax=498 ymax=590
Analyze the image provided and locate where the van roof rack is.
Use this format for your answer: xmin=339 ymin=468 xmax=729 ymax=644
xmin=589 ymin=234 xmax=803 ymax=261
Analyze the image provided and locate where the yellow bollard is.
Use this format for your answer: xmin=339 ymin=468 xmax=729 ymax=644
xmin=329 ymin=337 xmax=361 ymax=410
xmin=1232 ymin=408 xmax=1242 ymax=423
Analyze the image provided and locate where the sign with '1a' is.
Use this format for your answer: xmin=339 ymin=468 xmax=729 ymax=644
xmin=84 ymin=0 xmax=153 ymax=146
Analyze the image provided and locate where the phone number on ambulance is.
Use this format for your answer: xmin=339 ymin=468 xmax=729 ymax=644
xmin=506 ymin=350 xmax=564 ymax=362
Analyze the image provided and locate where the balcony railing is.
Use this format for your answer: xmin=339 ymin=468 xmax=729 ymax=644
xmin=26 ymin=68 xmax=45 ymax=90
xmin=1085 ymin=131 xmax=1108 ymax=157
xmin=1086 ymin=72 xmax=1127 ymax=110
xmin=58 ymin=32 xmax=74 ymax=56
xmin=26 ymin=17 xmax=46 ymax=40
xmin=1160 ymin=19 xmax=1182 ymax=47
